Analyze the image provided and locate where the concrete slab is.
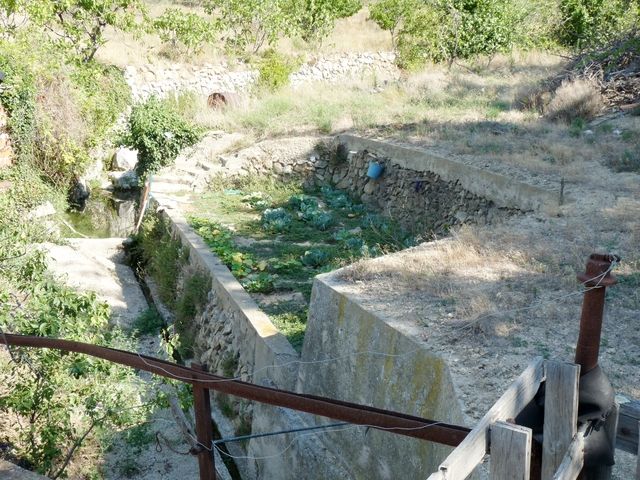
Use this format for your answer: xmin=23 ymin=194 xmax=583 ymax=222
xmin=44 ymin=238 xmax=148 ymax=328
xmin=0 ymin=460 xmax=48 ymax=479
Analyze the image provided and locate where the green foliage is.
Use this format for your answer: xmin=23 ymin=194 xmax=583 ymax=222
xmin=0 ymin=33 xmax=130 ymax=188
xmin=261 ymin=207 xmax=293 ymax=232
xmin=204 ymin=0 xmax=292 ymax=53
xmin=301 ymin=248 xmax=330 ymax=267
xmin=369 ymin=0 xmax=414 ymax=47
xmin=153 ymin=8 xmax=218 ymax=55
xmin=131 ymin=307 xmax=164 ymax=337
xmin=136 ymin=214 xmax=186 ymax=306
xmin=174 ymin=272 xmax=211 ymax=359
xmin=256 ymin=50 xmax=300 ymax=91
xmin=286 ymin=0 xmax=362 ymax=44
xmin=120 ymin=97 xmax=202 ymax=180
xmin=20 ymin=0 xmax=148 ymax=62
xmin=557 ymin=0 xmax=637 ymax=48
xmin=242 ymin=272 xmax=276 ymax=293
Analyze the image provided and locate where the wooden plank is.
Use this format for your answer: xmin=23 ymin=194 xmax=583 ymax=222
xmin=617 ymin=400 xmax=640 ymax=454
xmin=192 ymin=363 xmax=216 ymax=480
xmin=552 ymin=424 xmax=587 ymax=480
xmin=541 ymin=361 xmax=580 ymax=480
xmin=428 ymin=357 xmax=545 ymax=480
xmin=490 ymin=421 xmax=532 ymax=480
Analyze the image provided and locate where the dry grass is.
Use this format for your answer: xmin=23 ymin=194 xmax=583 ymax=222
xmin=545 ymin=77 xmax=605 ymax=122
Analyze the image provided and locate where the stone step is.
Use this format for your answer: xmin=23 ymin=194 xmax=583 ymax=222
xmin=150 ymin=182 xmax=192 ymax=194
xmin=152 ymin=173 xmax=193 ymax=186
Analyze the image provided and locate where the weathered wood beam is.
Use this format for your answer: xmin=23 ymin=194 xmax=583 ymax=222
xmin=541 ymin=361 xmax=580 ymax=480
xmin=427 ymin=357 xmax=545 ymax=480
xmin=490 ymin=421 xmax=532 ymax=480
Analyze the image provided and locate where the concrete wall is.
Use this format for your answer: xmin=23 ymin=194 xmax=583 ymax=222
xmin=153 ymin=204 xmax=466 ymax=480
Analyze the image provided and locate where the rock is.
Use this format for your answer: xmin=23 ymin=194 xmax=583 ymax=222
xmin=68 ymin=178 xmax=90 ymax=208
xmin=28 ymin=201 xmax=56 ymax=219
xmin=112 ymin=147 xmax=138 ymax=171
xmin=109 ymin=170 xmax=139 ymax=190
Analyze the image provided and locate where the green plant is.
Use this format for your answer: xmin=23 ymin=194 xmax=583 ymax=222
xmin=120 ymin=97 xmax=202 ymax=180
xmin=256 ymin=50 xmax=300 ymax=91
xmin=243 ymin=272 xmax=276 ymax=293
xmin=153 ymin=8 xmax=218 ymax=56
xmin=174 ymin=272 xmax=211 ymax=359
xmin=123 ymin=423 xmax=155 ymax=453
xmin=301 ymin=249 xmax=330 ymax=267
xmin=261 ymin=207 xmax=293 ymax=232
xmin=369 ymin=0 xmax=416 ymax=47
xmin=221 ymin=354 xmax=239 ymax=377
xmin=557 ymin=0 xmax=636 ymax=48
xmin=286 ymin=0 xmax=362 ymax=44
xmin=204 ymin=0 xmax=290 ymax=53
xmin=21 ymin=0 xmax=148 ymax=62
xmin=132 ymin=307 xmax=164 ymax=336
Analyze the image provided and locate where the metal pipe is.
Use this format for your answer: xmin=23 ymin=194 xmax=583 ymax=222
xmin=574 ymin=253 xmax=619 ymax=374
xmin=0 ymin=334 xmax=470 ymax=446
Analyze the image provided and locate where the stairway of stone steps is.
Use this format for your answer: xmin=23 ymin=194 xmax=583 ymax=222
xmin=149 ymin=131 xmax=245 ymax=206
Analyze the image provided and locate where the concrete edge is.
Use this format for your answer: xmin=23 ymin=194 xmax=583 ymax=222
xmin=157 ymin=205 xmax=299 ymax=364
xmin=337 ymin=134 xmax=563 ymax=212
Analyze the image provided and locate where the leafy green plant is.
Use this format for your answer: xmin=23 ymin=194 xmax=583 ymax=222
xmin=22 ymin=0 xmax=148 ymax=62
xmin=301 ymin=249 xmax=330 ymax=267
xmin=557 ymin=0 xmax=635 ymax=48
xmin=242 ymin=273 xmax=276 ymax=293
xmin=132 ymin=307 xmax=164 ymax=336
xmin=286 ymin=0 xmax=362 ymax=44
xmin=256 ymin=50 xmax=300 ymax=91
xmin=120 ymin=97 xmax=202 ymax=180
xmin=242 ymin=191 xmax=273 ymax=210
xmin=261 ymin=207 xmax=293 ymax=232
xmin=153 ymin=8 xmax=218 ymax=55
xmin=204 ymin=0 xmax=290 ymax=53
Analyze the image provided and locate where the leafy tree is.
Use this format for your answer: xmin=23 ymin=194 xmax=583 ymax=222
xmin=369 ymin=0 xmax=416 ymax=47
xmin=287 ymin=0 xmax=362 ymax=44
xmin=204 ymin=0 xmax=292 ymax=53
xmin=557 ymin=0 xmax=637 ymax=48
xmin=19 ymin=0 xmax=147 ymax=62
xmin=153 ymin=8 xmax=218 ymax=56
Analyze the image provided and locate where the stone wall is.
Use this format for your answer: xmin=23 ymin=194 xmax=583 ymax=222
xmin=124 ymin=52 xmax=398 ymax=101
xmin=234 ymin=136 xmax=522 ymax=235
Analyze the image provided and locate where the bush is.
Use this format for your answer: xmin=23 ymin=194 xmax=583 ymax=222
xmin=120 ymin=97 xmax=202 ymax=180
xmin=286 ymin=0 xmax=362 ymax=44
xmin=557 ymin=0 xmax=636 ymax=48
xmin=301 ymin=249 xmax=330 ymax=267
xmin=256 ymin=50 xmax=300 ymax=91
xmin=0 ymin=34 xmax=130 ymax=187
xmin=544 ymin=78 xmax=604 ymax=122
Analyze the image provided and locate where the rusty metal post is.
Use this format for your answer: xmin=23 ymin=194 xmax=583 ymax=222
xmin=192 ymin=363 xmax=216 ymax=480
xmin=574 ymin=253 xmax=619 ymax=373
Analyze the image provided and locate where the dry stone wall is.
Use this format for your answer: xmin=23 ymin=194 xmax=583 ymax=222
xmin=124 ymin=52 xmax=398 ymax=101
xmin=234 ymin=136 xmax=518 ymax=235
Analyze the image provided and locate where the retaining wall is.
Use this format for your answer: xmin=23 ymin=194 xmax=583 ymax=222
xmin=153 ymin=202 xmax=466 ymax=479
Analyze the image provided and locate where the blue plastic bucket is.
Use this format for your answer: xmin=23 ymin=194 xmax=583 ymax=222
xmin=367 ymin=161 xmax=384 ymax=179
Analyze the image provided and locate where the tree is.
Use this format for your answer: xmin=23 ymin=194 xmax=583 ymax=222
xmin=369 ymin=0 xmax=416 ymax=47
xmin=204 ymin=0 xmax=291 ymax=53
xmin=153 ymin=8 xmax=218 ymax=56
xmin=557 ymin=0 xmax=636 ymax=48
xmin=287 ymin=0 xmax=362 ymax=44
xmin=23 ymin=0 xmax=147 ymax=62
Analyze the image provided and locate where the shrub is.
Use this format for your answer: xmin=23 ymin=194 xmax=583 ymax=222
xmin=120 ymin=97 xmax=202 ymax=180
xmin=256 ymin=50 xmax=300 ymax=91
xmin=132 ymin=307 xmax=164 ymax=336
xmin=544 ymin=78 xmax=604 ymax=122
xmin=243 ymin=272 xmax=276 ymax=293
xmin=557 ymin=0 xmax=636 ymax=48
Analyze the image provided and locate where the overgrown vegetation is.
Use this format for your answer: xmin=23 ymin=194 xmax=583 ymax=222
xmin=0 ymin=167 xmax=150 ymax=477
xmin=190 ymin=176 xmax=417 ymax=349
xmin=119 ymin=96 xmax=202 ymax=181
xmin=0 ymin=32 xmax=130 ymax=188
